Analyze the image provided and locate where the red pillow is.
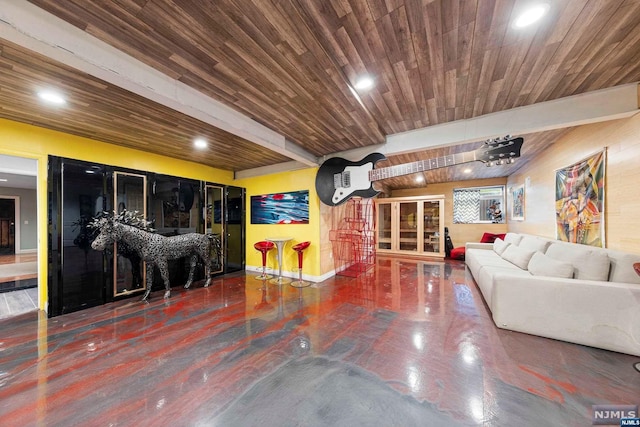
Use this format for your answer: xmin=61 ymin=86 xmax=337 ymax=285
xmin=480 ymin=232 xmax=506 ymax=243
xmin=450 ymin=247 xmax=466 ymax=260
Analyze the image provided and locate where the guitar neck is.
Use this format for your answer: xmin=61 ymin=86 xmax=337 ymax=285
xmin=368 ymin=151 xmax=477 ymax=182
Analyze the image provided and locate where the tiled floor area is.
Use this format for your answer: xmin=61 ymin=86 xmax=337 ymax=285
xmin=0 ymin=287 xmax=38 ymax=319
xmin=0 ymin=256 xmax=638 ymax=426
xmin=0 ymin=253 xmax=38 ymax=319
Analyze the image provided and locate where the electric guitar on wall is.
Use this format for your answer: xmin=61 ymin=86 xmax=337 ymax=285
xmin=315 ymin=136 xmax=524 ymax=206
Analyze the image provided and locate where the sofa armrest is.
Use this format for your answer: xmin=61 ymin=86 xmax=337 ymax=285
xmin=466 ymin=242 xmax=493 ymax=250
xmin=490 ymin=273 xmax=640 ymax=356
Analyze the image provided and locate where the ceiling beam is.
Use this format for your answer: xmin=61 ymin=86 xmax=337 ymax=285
xmin=236 ymin=83 xmax=639 ymax=177
xmin=309 ymin=84 xmax=639 ymax=166
xmin=234 ymin=160 xmax=310 ymax=180
xmin=0 ymin=154 xmax=37 ymax=175
xmin=0 ymin=0 xmax=319 ymax=167
xmin=384 ymin=83 xmax=640 ymax=156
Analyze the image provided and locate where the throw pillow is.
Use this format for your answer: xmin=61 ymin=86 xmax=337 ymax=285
xmin=528 ymin=252 xmax=574 ymax=278
xmin=503 ymin=233 xmax=523 ymax=245
xmin=519 ymin=236 xmax=551 ymax=254
xmin=493 ymin=238 xmax=510 ymax=256
xmin=501 ymin=244 xmax=536 ymax=270
xmin=480 ymin=232 xmax=502 ymax=243
xmin=608 ymin=253 xmax=640 ymax=284
xmin=450 ymin=247 xmax=466 ymax=260
xmin=546 ymin=244 xmax=611 ymax=281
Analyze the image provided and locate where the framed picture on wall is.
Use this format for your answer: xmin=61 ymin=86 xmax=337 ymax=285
xmin=510 ymin=184 xmax=525 ymax=221
xmin=251 ymin=190 xmax=309 ymax=224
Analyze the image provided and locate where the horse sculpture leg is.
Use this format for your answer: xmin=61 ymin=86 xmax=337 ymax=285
xmin=141 ymin=263 xmax=154 ymax=301
xmin=184 ymin=254 xmax=198 ymax=289
xmin=158 ymin=260 xmax=171 ymax=299
xmin=204 ymin=234 xmax=218 ymax=287
xmin=201 ymin=249 xmax=212 ymax=287
xmin=204 ymin=259 xmax=212 ymax=287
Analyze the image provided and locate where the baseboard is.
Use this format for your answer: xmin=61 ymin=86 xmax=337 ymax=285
xmin=0 ymin=277 xmax=37 ymax=293
xmin=245 ymin=265 xmax=335 ymax=283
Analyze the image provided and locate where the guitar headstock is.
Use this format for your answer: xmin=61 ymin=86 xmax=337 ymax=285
xmin=474 ymin=135 xmax=524 ymax=166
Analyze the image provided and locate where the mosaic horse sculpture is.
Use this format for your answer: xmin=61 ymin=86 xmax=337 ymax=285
xmin=91 ymin=212 xmax=218 ymax=300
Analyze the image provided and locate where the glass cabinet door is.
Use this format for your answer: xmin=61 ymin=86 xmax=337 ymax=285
xmin=57 ymin=160 xmax=108 ymax=314
xmin=113 ymin=172 xmax=147 ymax=296
xmin=399 ymin=202 xmax=418 ymax=251
xmin=225 ymin=186 xmax=245 ymax=273
xmin=205 ymin=184 xmax=224 ymax=274
xmin=377 ymin=203 xmax=392 ymax=250
xmin=422 ymin=200 xmax=441 ymax=253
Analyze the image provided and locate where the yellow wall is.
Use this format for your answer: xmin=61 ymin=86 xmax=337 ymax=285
xmin=0 ymin=119 xmax=234 ymax=310
xmin=234 ymin=168 xmax=322 ymax=277
xmin=391 ymin=177 xmax=508 ymax=247
xmin=507 ymin=113 xmax=640 ymax=254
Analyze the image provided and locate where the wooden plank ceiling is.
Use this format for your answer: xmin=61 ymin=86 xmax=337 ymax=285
xmin=1 ymin=0 xmax=639 ymax=189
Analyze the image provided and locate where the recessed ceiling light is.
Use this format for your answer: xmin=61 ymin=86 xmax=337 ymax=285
xmin=37 ymin=90 xmax=66 ymax=105
xmin=194 ymin=138 xmax=208 ymax=149
xmin=464 ymin=168 xmax=472 ymax=174
xmin=514 ymin=3 xmax=549 ymax=28
xmin=0 ymin=178 xmax=7 ymax=182
xmin=354 ymin=75 xmax=374 ymax=91
xmin=415 ymin=175 xmax=424 ymax=183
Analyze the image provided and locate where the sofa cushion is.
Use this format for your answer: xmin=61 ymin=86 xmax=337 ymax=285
xmin=607 ymin=252 xmax=640 ymax=285
xmin=501 ymin=245 xmax=536 ymax=270
xmin=478 ymin=265 xmax=531 ymax=308
xmin=528 ymin=252 xmax=574 ymax=278
xmin=493 ymin=238 xmax=510 ymax=256
xmin=503 ymin=233 xmax=523 ymax=245
xmin=480 ymin=232 xmax=506 ymax=243
xmin=518 ymin=236 xmax=551 ymax=254
xmin=545 ymin=243 xmax=610 ymax=281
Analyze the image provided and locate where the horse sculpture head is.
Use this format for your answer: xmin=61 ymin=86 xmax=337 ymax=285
xmin=90 ymin=210 xmax=154 ymax=251
xmin=90 ymin=217 xmax=118 ymax=251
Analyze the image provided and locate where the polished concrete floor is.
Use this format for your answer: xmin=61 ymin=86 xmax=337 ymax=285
xmin=0 ymin=256 xmax=638 ymax=426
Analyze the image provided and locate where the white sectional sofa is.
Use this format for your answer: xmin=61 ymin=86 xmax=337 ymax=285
xmin=465 ymin=233 xmax=640 ymax=356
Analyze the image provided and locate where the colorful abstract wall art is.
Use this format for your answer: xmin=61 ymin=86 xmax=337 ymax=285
xmin=555 ymin=150 xmax=605 ymax=247
xmin=251 ymin=190 xmax=309 ymax=224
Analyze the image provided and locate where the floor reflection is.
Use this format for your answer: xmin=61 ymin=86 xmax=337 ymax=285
xmin=0 ymin=256 xmax=638 ymax=426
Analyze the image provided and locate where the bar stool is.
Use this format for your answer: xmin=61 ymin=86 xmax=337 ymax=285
xmin=291 ymin=241 xmax=311 ymax=288
xmin=254 ymin=241 xmax=275 ymax=280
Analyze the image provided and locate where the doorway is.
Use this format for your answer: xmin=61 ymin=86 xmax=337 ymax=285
xmin=0 ymin=198 xmax=15 ymax=255
xmin=0 ymin=155 xmax=38 ymax=319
